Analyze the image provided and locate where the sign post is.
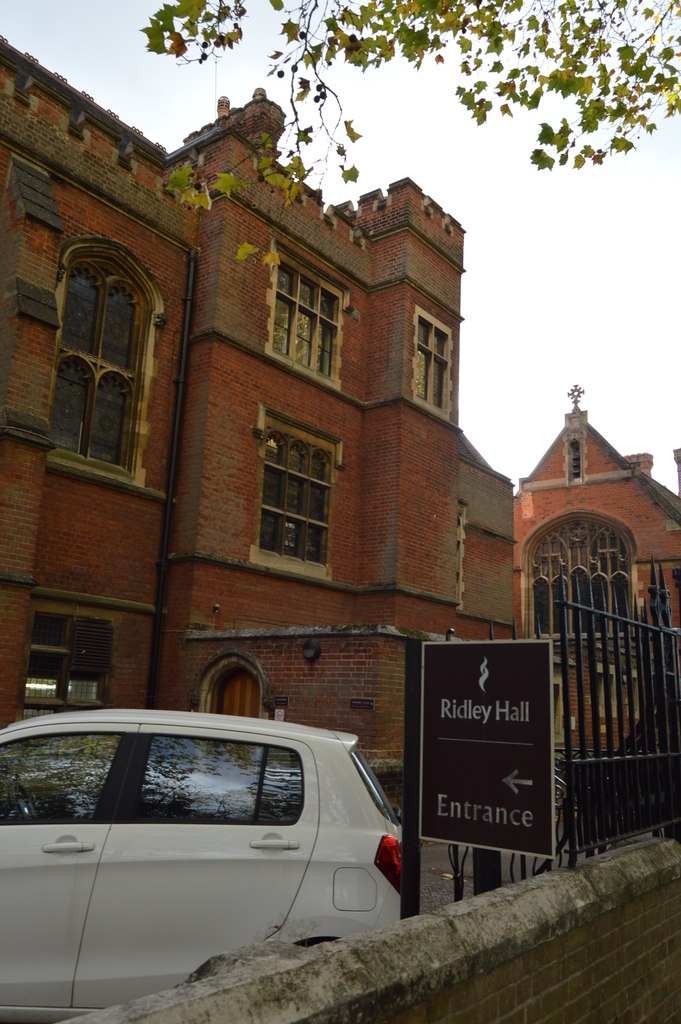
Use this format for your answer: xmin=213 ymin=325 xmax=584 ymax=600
xmin=420 ymin=640 xmax=554 ymax=860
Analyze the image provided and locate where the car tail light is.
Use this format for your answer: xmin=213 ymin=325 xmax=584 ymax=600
xmin=374 ymin=834 xmax=401 ymax=893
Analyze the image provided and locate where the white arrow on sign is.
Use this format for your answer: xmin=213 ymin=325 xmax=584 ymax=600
xmin=503 ymin=769 xmax=533 ymax=795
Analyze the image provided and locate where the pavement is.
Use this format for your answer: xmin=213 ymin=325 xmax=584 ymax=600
xmin=419 ymin=840 xmax=469 ymax=911
xmin=418 ymin=840 xmax=556 ymax=911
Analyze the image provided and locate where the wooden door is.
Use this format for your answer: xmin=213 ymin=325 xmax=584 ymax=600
xmin=218 ymin=671 xmax=260 ymax=717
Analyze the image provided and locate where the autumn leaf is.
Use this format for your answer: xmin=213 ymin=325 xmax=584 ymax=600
xmin=236 ymin=243 xmax=258 ymax=261
xmin=168 ymin=32 xmax=188 ymax=57
xmin=263 ymin=250 xmax=281 ymax=269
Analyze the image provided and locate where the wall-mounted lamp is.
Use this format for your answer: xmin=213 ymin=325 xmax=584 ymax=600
xmin=302 ymin=638 xmax=322 ymax=661
xmin=445 ymin=628 xmax=456 ymax=642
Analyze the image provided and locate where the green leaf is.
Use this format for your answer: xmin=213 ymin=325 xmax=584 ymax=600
xmin=269 ymin=0 xmax=284 ymax=9
xmin=531 ymin=148 xmax=555 ymax=169
xmin=166 ymin=164 xmax=195 ymax=191
xmin=214 ymin=172 xmax=246 ymax=197
xmin=142 ymin=19 xmax=168 ymax=54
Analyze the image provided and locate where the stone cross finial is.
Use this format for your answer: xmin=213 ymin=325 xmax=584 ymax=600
xmin=568 ymin=384 xmax=584 ymax=411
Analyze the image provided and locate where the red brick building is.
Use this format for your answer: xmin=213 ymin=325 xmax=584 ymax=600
xmin=514 ymin=392 xmax=681 ymax=637
xmin=0 ymin=39 xmax=513 ymax=773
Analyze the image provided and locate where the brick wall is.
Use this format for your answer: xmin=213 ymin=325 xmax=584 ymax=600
xmin=514 ymin=418 xmax=681 ymax=631
xmin=74 ymin=839 xmax=681 ymax=1024
xmin=0 ymin=36 xmax=515 ymax=733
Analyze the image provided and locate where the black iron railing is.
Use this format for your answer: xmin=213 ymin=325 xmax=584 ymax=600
xmin=445 ymin=562 xmax=681 ymax=899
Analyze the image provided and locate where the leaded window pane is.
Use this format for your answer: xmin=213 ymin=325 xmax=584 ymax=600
xmin=50 ymin=359 xmax=89 ymax=452
xmin=32 ymin=614 xmax=66 ymax=647
xmin=25 ymin=654 xmax=61 ymax=699
xmin=309 ymin=483 xmax=328 ymax=523
xmin=263 ymin=466 xmax=284 ymax=508
xmin=415 ymin=349 xmax=427 ymax=399
xmin=277 ymin=269 xmax=293 ymax=295
xmin=612 ymin=574 xmax=629 ymax=616
xmin=593 ymin=575 xmax=608 ymax=614
xmin=259 ymin=510 xmax=280 ymax=552
xmin=295 ymin=312 xmax=312 ymax=366
xmin=432 ymin=359 xmax=445 ymax=408
xmin=62 ymin=268 xmax=98 ymax=353
xmin=299 ymin=280 xmax=315 ymax=307
xmin=284 ymin=518 xmax=302 ymax=558
xmin=102 ymin=286 xmax=135 ymax=368
xmin=306 ymin=524 xmax=325 ymax=563
xmin=90 ymin=376 xmax=126 ymax=463
xmin=320 ymin=289 xmax=337 ymax=320
xmin=286 ymin=476 xmax=306 ymax=514
xmin=265 ymin=433 xmax=286 ymax=465
xmin=318 ymin=322 xmax=333 ymax=376
xmin=273 ymin=298 xmax=291 ymax=354
xmin=288 ymin=442 xmax=308 ymax=474
xmin=310 ymin=451 xmax=328 ymax=482
xmin=67 ymin=678 xmax=100 ymax=701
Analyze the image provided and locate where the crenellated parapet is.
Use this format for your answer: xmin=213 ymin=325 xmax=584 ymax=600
xmin=355 ymin=179 xmax=464 ymax=271
xmin=0 ymin=37 xmax=192 ymax=242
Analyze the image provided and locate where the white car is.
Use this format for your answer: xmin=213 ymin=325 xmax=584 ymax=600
xmin=0 ymin=709 xmax=401 ymax=1021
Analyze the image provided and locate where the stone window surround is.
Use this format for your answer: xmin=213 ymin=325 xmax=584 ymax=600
xmin=250 ymin=404 xmax=342 ymax=581
xmin=265 ymin=253 xmax=345 ymax=388
xmin=412 ymin=305 xmax=452 ymax=417
xmin=49 ymin=239 xmax=164 ymax=489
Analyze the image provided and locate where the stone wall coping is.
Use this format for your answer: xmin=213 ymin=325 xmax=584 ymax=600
xmin=75 ymin=838 xmax=681 ymax=1024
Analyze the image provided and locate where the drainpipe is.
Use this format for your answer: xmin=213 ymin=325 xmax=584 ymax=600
xmin=146 ymin=248 xmax=197 ymax=707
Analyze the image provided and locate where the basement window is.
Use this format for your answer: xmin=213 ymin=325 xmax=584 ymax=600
xmin=23 ymin=613 xmax=112 ymax=717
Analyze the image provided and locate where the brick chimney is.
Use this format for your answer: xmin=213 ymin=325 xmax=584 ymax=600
xmin=226 ymin=88 xmax=285 ymax=148
xmin=626 ymin=453 xmax=654 ymax=476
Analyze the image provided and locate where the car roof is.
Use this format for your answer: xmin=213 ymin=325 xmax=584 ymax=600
xmin=1 ymin=709 xmax=359 ymax=751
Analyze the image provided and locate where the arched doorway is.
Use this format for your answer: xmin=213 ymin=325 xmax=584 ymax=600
xmin=217 ymin=670 xmax=261 ymax=717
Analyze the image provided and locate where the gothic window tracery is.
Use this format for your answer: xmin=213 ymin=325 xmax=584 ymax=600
xmin=50 ymin=258 xmax=147 ymax=470
xmin=530 ymin=520 xmax=630 ymax=635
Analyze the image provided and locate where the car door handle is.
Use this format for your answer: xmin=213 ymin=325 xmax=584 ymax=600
xmin=249 ymin=838 xmax=300 ymax=850
xmin=42 ymin=841 xmax=96 ymax=854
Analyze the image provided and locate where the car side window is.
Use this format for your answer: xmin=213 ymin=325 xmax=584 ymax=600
xmin=0 ymin=733 xmax=121 ymax=823
xmin=137 ymin=735 xmax=303 ymax=824
xmin=258 ymin=745 xmax=303 ymax=823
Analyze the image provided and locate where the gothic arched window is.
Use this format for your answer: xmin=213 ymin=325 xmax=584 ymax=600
xmin=50 ymin=260 xmax=146 ymax=469
xmin=530 ymin=521 xmax=630 ymax=635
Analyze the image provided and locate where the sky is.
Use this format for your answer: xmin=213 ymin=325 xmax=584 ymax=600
xmin=2 ymin=2 xmax=680 ymax=494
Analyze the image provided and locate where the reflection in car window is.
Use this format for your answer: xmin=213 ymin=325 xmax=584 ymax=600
xmin=259 ymin=746 xmax=303 ymax=823
xmin=0 ymin=733 xmax=121 ymax=822
xmin=138 ymin=736 xmax=303 ymax=824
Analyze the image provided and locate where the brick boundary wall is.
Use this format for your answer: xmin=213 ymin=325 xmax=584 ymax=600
xmin=76 ymin=839 xmax=681 ymax=1024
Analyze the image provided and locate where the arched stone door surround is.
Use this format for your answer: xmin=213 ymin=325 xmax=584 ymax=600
xmin=193 ymin=652 xmax=273 ymax=718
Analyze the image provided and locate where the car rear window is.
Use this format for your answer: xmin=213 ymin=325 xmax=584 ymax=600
xmin=137 ymin=735 xmax=303 ymax=825
xmin=0 ymin=733 xmax=121 ymax=822
xmin=351 ymin=750 xmax=400 ymax=825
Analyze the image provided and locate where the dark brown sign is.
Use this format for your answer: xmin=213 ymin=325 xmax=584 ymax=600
xmin=420 ymin=640 xmax=554 ymax=858
xmin=350 ymin=698 xmax=375 ymax=711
